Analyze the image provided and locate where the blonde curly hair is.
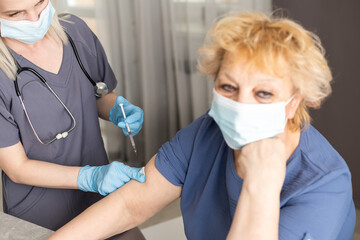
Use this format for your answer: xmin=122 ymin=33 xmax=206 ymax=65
xmin=198 ymin=12 xmax=332 ymax=130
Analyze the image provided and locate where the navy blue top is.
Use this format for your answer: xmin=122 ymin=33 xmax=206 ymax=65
xmin=0 ymin=14 xmax=117 ymax=230
xmin=155 ymin=114 xmax=356 ymax=240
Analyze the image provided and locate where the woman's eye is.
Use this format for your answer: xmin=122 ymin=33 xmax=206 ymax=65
xmin=220 ymin=84 xmax=237 ymax=92
xmin=256 ymin=91 xmax=273 ymax=99
xmin=9 ymin=12 xmax=20 ymax=17
xmin=37 ymin=0 xmax=45 ymax=6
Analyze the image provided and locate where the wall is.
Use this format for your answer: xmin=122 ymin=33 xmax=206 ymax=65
xmin=272 ymin=0 xmax=360 ymax=208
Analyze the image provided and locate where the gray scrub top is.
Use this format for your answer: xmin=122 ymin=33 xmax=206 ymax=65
xmin=0 ymin=14 xmax=117 ymax=230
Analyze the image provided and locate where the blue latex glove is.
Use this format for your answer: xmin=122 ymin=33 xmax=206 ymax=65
xmin=77 ymin=161 xmax=146 ymax=196
xmin=109 ymin=96 xmax=144 ymax=136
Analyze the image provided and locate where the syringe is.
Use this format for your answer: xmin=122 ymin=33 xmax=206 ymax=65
xmin=119 ymin=103 xmax=137 ymax=155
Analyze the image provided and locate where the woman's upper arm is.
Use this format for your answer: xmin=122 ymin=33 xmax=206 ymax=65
xmin=0 ymin=91 xmax=23 ymax=177
xmin=0 ymin=142 xmax=27 ymax=182
xmin=48 ymin=155 xmax=181 ymax=240
xmin=96 ymin=91 xmax=116 ymax=120
xmin=0 ymin=92 xmax=20 ymax=148
xmin=114 ymin=154 xmax=182 ymax=224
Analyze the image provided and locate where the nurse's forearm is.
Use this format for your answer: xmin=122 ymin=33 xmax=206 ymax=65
xmin=0 ymin=142 xmax=80 ymax=189
xmin=96 ymin=91 xmax=117 ymax=120
xmin=227 ymin=180 xmax=281 ymax=240
xmin=15 ymin=159 xmax=81 ymax=189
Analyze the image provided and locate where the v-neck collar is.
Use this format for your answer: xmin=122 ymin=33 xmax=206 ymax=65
xmin=10 ymin=42 xmax=74 ymax=88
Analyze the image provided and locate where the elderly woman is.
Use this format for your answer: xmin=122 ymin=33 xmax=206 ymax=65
xmin=49 ymin=12 xmax=356 ymax=240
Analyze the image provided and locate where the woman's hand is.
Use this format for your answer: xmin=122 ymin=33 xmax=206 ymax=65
xmin=234 ymin=135 xmax=287 ymax=191
xmin=228 ymin=135 xmax=288 ymax=240
xmin=77 ymin=161 xmax=146 ymax=196
xmin=109 ymin=96 xmax=144 ymax=136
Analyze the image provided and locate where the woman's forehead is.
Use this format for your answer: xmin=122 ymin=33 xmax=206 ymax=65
xmin=0 ymin=0 xmax=41 ymax=11
xmin=217 ymin=53 xmax=293 ymax=88
xmin=219 ymin=52 xmax=288 ymax=83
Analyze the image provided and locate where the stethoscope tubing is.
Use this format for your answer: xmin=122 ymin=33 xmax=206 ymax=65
xmin=14 ymin=32 xmax=97 ymax=97
xmin=16 ymin=70 xmax=77 ymax=145
xmin=11 ymin=32 xmax=109 ymax=144
xmin=65 ymin=32 xmax=97 ymax=87
xmin=15 ymin=67 xmax=46 ymax=96
xmin=11 ymin=32 xmax=101 ymax=144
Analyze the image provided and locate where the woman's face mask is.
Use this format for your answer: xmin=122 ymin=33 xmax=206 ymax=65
xmin=207 ymin=51 xmax=298 ymax=149
xmin=209 ymin=89 xmax=294 ymax=149
xmin=0 ymin=0 xmax=55 ymax=44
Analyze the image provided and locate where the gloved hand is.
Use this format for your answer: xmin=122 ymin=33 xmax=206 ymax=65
xmin=77 ymin=161 xmax=146 ymax=196
xmin=109 ymin=96 xmax=144 ymax=136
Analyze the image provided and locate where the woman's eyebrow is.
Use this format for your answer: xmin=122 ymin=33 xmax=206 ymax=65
xmin=2 ymin=0 xmax=44 ymax=15
xmin=35 ymin=0 xmax=45 ymax=7
xmin=223 ymin=73 xmax=237 ymax=84
xmin=2 ymin=9 xmax=23 ymax=14
xmin=223 ymin=72 xmax=282 ymax=85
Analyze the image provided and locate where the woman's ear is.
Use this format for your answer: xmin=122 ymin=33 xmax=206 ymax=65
xmin=286 ymin=94 xmax=303 ymax=119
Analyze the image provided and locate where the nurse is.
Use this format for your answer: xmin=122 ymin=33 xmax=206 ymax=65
xmin=50 ymin=12 xmax=356 ymax=240
xmin=0 ymin=0 xmax=145 ymax=238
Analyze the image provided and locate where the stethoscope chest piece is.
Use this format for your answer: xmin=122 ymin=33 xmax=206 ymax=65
xmin=95 ymin=82 xmax=109 ymax=97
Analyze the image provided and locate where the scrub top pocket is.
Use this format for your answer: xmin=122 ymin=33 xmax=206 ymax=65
xmin=20 ymin=80 xmax=73 ymax=143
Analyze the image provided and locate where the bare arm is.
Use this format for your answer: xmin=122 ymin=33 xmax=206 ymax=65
xmin=96 ymin=91 xmax=117 ymax=120
xmin=0 ymin=142 xmax=80 ymax=189
xmin=48 ymin=155 xmax=182 ymax=240
xmin=227 ymin=179 xmax=281 ymax=240
xmin=227 ymin=137 xmax=287 ymax=240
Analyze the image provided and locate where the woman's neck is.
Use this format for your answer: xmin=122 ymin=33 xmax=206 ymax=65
xmin=3 ymin=34 xmax=64 ymax=75
xmin=282 ymin=127 xmax=301 ymax=161
xmin=3 ymin=35 xmax=47 ymax=54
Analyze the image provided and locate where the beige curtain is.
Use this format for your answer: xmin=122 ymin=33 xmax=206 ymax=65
xmin=94 ymin=0 xmax=271 ymax=166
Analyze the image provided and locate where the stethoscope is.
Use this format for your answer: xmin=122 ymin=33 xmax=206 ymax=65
xmin=13 ymin=32 xmax=109 ymax=145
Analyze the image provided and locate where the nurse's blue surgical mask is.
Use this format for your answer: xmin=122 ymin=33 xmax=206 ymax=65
xmin=0 ymin=0 xmax=55 ymax=44
xmin=209 ymin=88 xmax=294 ymax=149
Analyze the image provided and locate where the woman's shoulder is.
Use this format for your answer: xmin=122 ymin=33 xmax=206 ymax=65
xmin=175 ymin=112 xmax=218 ymax=142
xmin=58 ymin=13 xmax=89 ymax=31
xmin=165 ymin=113 xmax=221 ymax=159
xmin=155 ymin=112 xmax=222 ymax=186
xmin=299 ymin=125 xmax=348 ymax=173
xmin=282 ymin=125 xmax=351 ymax=199
xmin=158 ymin=113 xmax=219 ymax=158
xmin=59 ymin=14 xmax=96 ymax=42
xmin=58 ymin=13 xmax=99 ymax=57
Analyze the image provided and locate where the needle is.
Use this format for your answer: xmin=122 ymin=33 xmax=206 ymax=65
xmin=119 ymin=103 xmax=137 ymax=155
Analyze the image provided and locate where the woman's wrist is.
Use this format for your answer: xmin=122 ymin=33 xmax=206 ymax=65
xmin=242 ymin=177 xmax=283 ymax=197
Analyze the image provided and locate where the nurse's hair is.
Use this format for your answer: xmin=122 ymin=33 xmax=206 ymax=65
xmin=198 ymin=12 xmax=332 ymax=131
xmin=0 ymin=14 xmax=68 ymax=80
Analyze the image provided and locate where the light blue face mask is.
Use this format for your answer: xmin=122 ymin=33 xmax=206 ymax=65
xmin=209 ymin=88 xmax=294 ymax=149
xmin=0 ymin=0 xmax=55 ymax=44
